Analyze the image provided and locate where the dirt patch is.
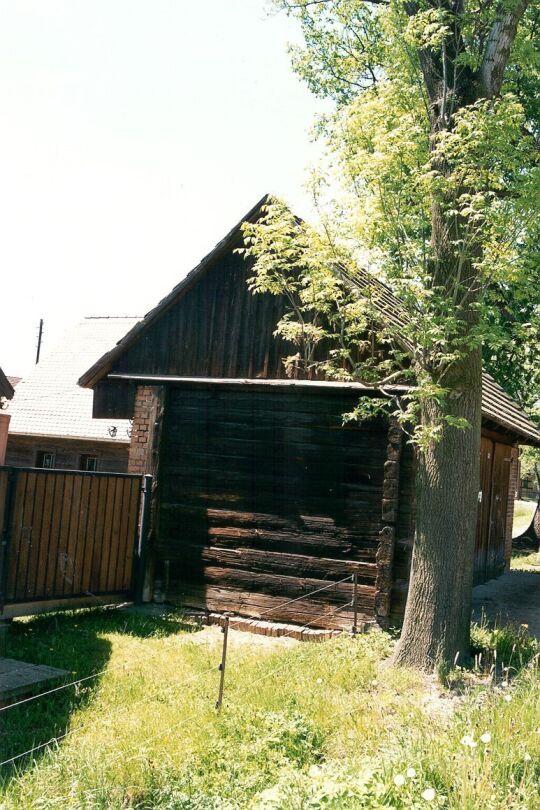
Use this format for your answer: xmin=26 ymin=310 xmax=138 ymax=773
xmin=472 ymin=570 xmax=540 ymax=639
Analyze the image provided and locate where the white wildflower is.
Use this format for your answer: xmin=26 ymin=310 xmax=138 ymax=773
xmin=504 ymin=694 xmax=512 ymax=702
xmin=480 ymin=733 xmax=491 ymax=744
xmin=394 ymin=774 xmax=406 ymax=787
xmin=406 ymin=767 xmax=416 ymax=778
xmin=461 ymin=735 xmax=477 ymax=748
xmin=422 ymin=787 xmax=436 ymax=801
xmin=524 ymin=753 xmax=532 ymax=762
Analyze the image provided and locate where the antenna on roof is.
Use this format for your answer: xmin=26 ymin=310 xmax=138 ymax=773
xmin=35 ymin=318 xmax=44 ymax=365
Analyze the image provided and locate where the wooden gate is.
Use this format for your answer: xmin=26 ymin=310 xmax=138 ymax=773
xmin=0 ymin=467 xmax=147 ymax=617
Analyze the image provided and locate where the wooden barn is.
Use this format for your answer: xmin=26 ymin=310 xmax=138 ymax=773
xmin=79 ymin=197 xmax=540 ymax=629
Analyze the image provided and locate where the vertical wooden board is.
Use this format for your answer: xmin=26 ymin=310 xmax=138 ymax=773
xmin=227 ymin=262 xmax=244 ymax=377
xmin=24 ymin=472 xmax=48 ymax=600
xmin=78 ymin=476 xmax=100 ymax=594
xmin=43 ymin=474 xmax=66 ymax=598
xmin=71 ymin=475 xmax=92 ymax=595
xmin=61 ymin=474 xmax=84 ymax=596
xmin=90 ymin=477 xmax=108 ymax=593
xmin=488 ymin=442 xmax=512 ymax=578
xmin=99 ymin=477 xmax=118 ymax=592
xmin=107 ymin=477 xmax=126 ymax=592
xmin=121 ymin=478 xmax=141 ymax=591
xmin=53 ymin=474 xmax=75 ymax=598
xmin=474 ymin=436 xmax=493 ymax=584
xmin=5 ymin=471 xmax=28 ymax=600
xmin=13 ymin=472 xmax=37 ymax=601
xmin=108 ymin=478 xmax=130 ymax=592
xmin=33 ymin=473 xmax=58 ymax=599
xmin=0 ymin=469 xmax=9 ymax=535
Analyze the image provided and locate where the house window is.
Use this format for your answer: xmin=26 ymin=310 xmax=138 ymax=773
xmin=35 ymin=450 xmax=55 ymax=469
xmin=79 ymin=454 xmax=99 ymax=472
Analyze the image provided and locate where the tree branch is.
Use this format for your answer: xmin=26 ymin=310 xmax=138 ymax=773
xmin=479 ymin=0 xmax=530 ymax=97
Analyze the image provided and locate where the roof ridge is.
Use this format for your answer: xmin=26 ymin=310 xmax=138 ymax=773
xmin=84 ymin=315 xmax=144 ymax=320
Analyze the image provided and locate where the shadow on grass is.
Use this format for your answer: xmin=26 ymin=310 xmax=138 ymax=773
xmin=0 ymin=605 xmax=200 ymax=782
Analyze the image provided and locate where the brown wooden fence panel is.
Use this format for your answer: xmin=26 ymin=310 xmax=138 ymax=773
xmin=0 ymin=467 xmax=143 ymax=610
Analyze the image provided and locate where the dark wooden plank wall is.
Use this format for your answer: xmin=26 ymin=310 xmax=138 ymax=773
xmin=5 ymin=436 xmax=129 ymax=473
xmin=389 ymin=441 xmax=416 ymax=622
xmin=157 ymin=386 xmax=388 ymax=629
xmin=114 ymin=252 xmax=294 ymax=381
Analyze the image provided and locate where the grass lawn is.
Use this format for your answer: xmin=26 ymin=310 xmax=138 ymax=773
xmin=512 ymin=549 xmax=540 ymax=572
xmin=0 ymin=608 xmax=539 ymax=809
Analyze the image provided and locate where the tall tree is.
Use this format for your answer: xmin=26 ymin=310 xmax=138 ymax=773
xmin=243 ymin=0 xmax=540 ymax=669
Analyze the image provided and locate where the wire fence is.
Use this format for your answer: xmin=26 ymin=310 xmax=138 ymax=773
xmin=0 ymin=573 xmax=360 ymax=770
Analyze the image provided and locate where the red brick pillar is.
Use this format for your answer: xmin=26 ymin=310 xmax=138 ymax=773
xmin=504 ymin=446 xmax=519 ymax=568
xmin=128 ymin=387 xmax=155 ymax=474
xmin=128 ymin=386 xmax=166 ymax=602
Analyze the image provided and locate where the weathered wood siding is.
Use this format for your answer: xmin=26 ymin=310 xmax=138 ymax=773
xmin=115 ymin=252 xmax=292 ymax=381
xmin=390 ymin=441 xmax=416 ymax=622
xmin=5 ymin=436 xmax=129 ymax=473
xmin=0 ymin=467 xmax=141 ymax=613
xmin=156 ymin=385 xmax=388 ymax=628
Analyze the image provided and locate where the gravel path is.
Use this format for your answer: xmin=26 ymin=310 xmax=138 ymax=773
xmin=472 ymin=570 xmax=540 ymax=639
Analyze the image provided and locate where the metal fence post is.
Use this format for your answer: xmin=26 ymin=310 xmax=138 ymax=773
xmin=352 ymin=572 xmax=358 ymax=635
xmin=215 ymin=615 xmax=230 ymax=711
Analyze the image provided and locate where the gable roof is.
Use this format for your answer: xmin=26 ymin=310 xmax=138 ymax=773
xmin=78 ymin=195 xmax=271 ymax=389
xmin=0 ymin=368 xmax=15 ymax=400
xmin=78 ymin=195 xmax=540 ymax=447
xmin=7 ymin=317 xmax=140 ymax=442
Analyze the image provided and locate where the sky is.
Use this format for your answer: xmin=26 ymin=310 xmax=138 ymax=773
xmin=0 ymin=0 xmax=326 ymax=377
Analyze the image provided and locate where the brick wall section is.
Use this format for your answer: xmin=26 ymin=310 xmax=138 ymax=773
xmin=128 ymin=386 xmax=156 ymax=475
xmin=505 ymin=445 xmax=519 ymax=567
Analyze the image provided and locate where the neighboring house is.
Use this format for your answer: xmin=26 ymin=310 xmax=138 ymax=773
xmin=5 ymin=317 xmax=140 ymax=473
xmin=0 ymin=367 xmax=15 ymax=464
xmin=0 ymin=368 xmax=14 ymax=402
xmin=79 ymin=197 xmax=540 ymax=629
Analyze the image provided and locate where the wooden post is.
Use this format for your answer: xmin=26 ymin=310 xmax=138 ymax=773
xmin=215 ymin=615 xmax=230 ymax=711
xmin=0 ymin=469 xmax=16 ymax=613
xmin=133 ymin=474 xmax=152 ymax=605
xmin=352 ymin=572 xmax=358 ymax=635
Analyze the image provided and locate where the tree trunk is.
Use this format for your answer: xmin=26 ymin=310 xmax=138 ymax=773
xmin=394 ymin=349 xmax=483 ymax=670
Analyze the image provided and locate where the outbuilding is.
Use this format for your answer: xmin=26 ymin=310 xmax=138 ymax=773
xmin=79 ymin=197 xmax=540 ymax=629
